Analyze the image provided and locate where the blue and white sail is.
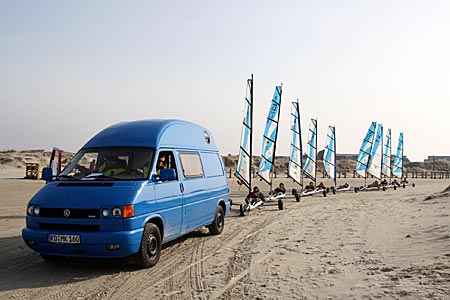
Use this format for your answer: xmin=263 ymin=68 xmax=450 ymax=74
xmin=288 ymin=101 xmax=303 ymax=185
xmin=392 ymin=132 xmax=404 ymax=178
xmin=303 ymin=118 xmax=317 ymax=182
xmin=367 ymin=123 xmax=383 ymax=179
xmin=381 ymin=128 xmax=392 ymax=178
xmin=323 ymin=125 xmax=336 ymax=183
xmin=234 ymin=76 xmax=253 ymax=189
xmin=355 ymin=122 xmax=377 ymax=178
xmin=258 ymin=85 xmax=282 ymax=184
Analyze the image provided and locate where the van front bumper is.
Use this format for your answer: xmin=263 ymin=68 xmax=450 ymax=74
xmin=22 ymin=227 xmax=143 ymax=258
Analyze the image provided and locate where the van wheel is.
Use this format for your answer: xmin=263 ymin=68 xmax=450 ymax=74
xmin=41 ymin=254 xmax=65 ymax=262
xmin=208 ymin=206 xmax=224 ymax=235
xmin=135 ymin=223 xmax=161 ymax=268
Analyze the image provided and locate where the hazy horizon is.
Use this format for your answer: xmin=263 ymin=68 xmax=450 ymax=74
xmin=1 ymin=1 xmax=449 ymax=162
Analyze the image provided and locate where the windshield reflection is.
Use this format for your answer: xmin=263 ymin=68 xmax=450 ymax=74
xmin=60 ymin=147 xmax=154 ymax=181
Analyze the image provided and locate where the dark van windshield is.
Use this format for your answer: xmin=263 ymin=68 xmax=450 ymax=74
xmin=60 ymin=147 xmax=154 ymax=181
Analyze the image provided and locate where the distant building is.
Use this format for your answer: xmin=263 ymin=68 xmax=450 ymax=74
xmin=336 ymin=153 xmax=358 ymax=161
xmin=424 ymin=156 xmax=450 ymax=162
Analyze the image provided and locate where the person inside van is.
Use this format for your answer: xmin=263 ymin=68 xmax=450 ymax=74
xmin=156 ymin=156 xmax=167 ymax=175
xmin=98 ymin=156 xmax=127 ymax=176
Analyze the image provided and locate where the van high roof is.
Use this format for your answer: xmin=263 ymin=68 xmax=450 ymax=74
xmin=82 ymin=119 xmax=217 ymax=150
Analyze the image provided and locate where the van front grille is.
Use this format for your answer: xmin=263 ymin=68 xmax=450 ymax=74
xmin=39 ymin=223 xmax=100 ymax=231
xmin=40 ymin=208 xmax=99 ymax=219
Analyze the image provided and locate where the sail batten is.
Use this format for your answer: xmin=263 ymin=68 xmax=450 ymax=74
xmin=367 ymin=123 xmax=383 ymax=179
xmin=288 ymin=101 xmax=303 ymax=185
xmin=355 ymin=122 xmax=377 ymax=178
xmin=323 ymin=125 xmax=336 ymax=183
xmin=392 ymin=132 xmax=404 ymax=178
xmin=234 ymin=76 xmax=253 ymax=190
xmin=258 ymin=85 xmax=282 ymax=185
xmin=303 ymin=118 xmax=317 ymax=182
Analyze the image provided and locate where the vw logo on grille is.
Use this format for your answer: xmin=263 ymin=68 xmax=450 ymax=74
xmin=63 ymin=209 xmax=71 ymax=218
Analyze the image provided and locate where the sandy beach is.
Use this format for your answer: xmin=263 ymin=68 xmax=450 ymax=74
xmin=0 ymin=177 xmax=449 ymax=300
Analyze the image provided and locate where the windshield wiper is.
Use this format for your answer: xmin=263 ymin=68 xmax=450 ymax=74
xmin=57 ymin=175 xmax=78 ymax=181
xmin=83 ymin=173 xmax=120 ymax=181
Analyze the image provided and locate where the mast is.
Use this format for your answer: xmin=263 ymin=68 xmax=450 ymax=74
xmin=249 ymin=74 xmax=253 ymax=194
xmin=333 ymin=126 xmax=336 ymax=188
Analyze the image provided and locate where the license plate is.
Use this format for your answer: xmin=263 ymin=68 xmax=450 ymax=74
xmin=48 ymin=234 xmax=81 ymax=244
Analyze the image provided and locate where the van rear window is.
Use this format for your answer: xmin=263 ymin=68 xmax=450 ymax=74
xmin=179 ymin=153 xmax=204 ymax=178
xmin=201 ymin=153 xmax=224 ymax=177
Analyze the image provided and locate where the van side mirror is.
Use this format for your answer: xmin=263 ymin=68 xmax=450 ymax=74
xmin=41 ymin=167 xmax=53 ymax=182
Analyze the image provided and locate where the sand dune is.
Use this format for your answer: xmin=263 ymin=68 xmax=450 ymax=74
xmin=0 ymin=178 xmax=449 ymax=299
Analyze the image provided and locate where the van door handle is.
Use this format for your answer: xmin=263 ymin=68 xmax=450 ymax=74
xmin=180 ymin=183 xmax=184 ymax=193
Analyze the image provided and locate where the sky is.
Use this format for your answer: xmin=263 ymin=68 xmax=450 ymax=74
xmin=1 ymin=0 xmax=449 ymax=162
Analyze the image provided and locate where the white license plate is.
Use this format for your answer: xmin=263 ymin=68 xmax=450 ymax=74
xmin=48 ymin=234 xmax=81 ymax=244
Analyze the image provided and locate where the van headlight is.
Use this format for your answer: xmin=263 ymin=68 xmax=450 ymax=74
xmin=112 ymin=207 xmax=122 ymax=218
xmin=27 ymin=205 xmax=40 ymax=216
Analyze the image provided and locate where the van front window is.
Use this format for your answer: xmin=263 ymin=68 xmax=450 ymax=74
xmin=59 ymin=147 xmax=154 ymax=181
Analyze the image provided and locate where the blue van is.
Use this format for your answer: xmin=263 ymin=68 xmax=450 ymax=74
xmin=22 ymin=119 xmax=230 ymax=268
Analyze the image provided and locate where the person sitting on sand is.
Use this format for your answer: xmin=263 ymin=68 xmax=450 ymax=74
xmin=304 ymin=182 xmax=315 ymax=192
xmin=367 ymin=180 xmax=379 ymax=188
xmin=246 ymin=186 xmax=265 ymax=204
xmin=317 ymin=182 xmax=326 ymax=190
xmin=392 ymin=179 xmax=400 ymax=187
xmin=273 ymin=182 xmax=286 ymax=195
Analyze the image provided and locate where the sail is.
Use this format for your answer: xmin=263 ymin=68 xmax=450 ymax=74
xmin=355 ymin=122 xmax=376 ymax=178
xmin=258 ymin=85 xmax=282 ymax=184
xmin=303 ymin=118 xmax=317 ymax=181
xmin=323 ymin=125 xmax=336 ymax=182
xmin=288 ymin=101 xmax=303 ymax=185
xmin=367 ymin=123 xmax=383 ymax=179
xmin=234 ymin=76 xmax=253 ymax=189
xmin=381 ymin=128 xmax=392 ymax=177
xmin=392 ymin=132 xmax=404 ymax=178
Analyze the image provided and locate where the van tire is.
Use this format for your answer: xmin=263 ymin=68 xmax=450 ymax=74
xmin=208 ymin=206 xmax=225 ymax=235
xmin=135 ymin=223 xmax=161 ymax=268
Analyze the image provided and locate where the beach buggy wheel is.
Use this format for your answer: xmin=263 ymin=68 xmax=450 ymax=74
xmin=208 ymin=205 xmax=225 ymax=235
xmin=382 ymin=186 xmax=386 ymax=191
xmin=136 ymin=223 xmax=162 ymax=268
xmin=323 ymin=190 xmax=327 ymax=197
xmin=354 ymin=187 xmax=358 ymax=193
xmin=412 ymin=183 xmax=416 ymax=188
xmin=278 ymin=198 xmax=284 ymax=210
xmin=240 ymin=204 xmax=250 ymax=216
xmin=332 ymin=187 xmax=336 ymax=195
xmin=394 ymin=185 xmax=397 ymax=190
xmin=295 ymin=193 xmax=301 ymax=202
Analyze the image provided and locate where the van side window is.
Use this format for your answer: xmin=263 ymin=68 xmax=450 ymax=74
xmin=157 ymin=151 xmax=178 ymax=181
xmin=179 ymin=152 xmax=204 ymax=178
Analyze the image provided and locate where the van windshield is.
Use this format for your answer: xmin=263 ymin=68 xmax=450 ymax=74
xmin=59 ymin=147 xmax=154 ymax=181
